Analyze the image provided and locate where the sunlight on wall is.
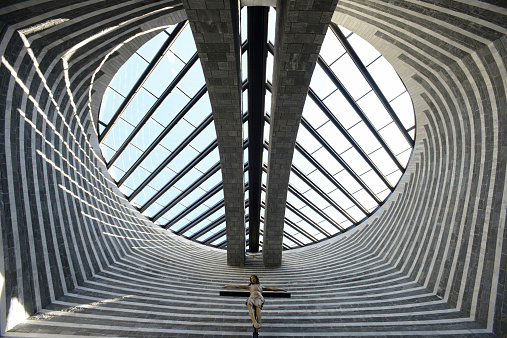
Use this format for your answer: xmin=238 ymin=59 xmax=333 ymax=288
xmin=5 ymin=298 xmax=28 ymax=332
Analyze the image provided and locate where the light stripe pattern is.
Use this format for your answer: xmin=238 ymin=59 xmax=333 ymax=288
xmin=0 ymin=0 xmax=505 ymax=336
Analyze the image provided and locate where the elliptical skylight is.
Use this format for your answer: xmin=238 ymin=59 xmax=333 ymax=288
xmin=97 ymin=10 xmax=414 ymax=251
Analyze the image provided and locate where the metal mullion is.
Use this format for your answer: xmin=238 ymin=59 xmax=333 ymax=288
xmin=203 ymin=228 xmax=226 ymax=245
xmin=301 ymin=118 xmax=383 ymax=204
xmin=217 ymin=240 xmax=228 ymax=249
xmin=129 ymin=113 xmax=214 ymax=202
xmin=286 ymin=202 xmax=331 ymax=238
xmin=107 ymin=52 xmax=200 ymax=170
xmin=175 ymin=200 xmax=225 ymax=235
xmin=163 ymin=182 xmax=223 ymax=228
xmin=100 ymin=22 xmax=187 ymax=143
xmin=283 ymin=231 xmax=304 ymax=247
xmin=330 ymin=23 xmax=414 ymax=148
xmin=315 ymin=60 xmax=406 ymax=176
xmin=291 ymin=164 xmax=357 ymax=226
xmin=309 ymin=88 xmax=404 ymax=176
xmin=295 ymin=142 xmax=370 ymax=216
xmin=116 ymin=85 xmax=207 ymax=187
xmin=153 ymin=161 xmax=221 ymax=222
xmin=189 ymin=215 xmax=227 ymax=241
xmin=247 ymin=6 xmax=269 ymax=253
xmin=258 ymin=215 xmax=305 ymax=247
xmin=288 ymin=184 xmax=345 ymax=233
xmin=283 ymin=217 xmax=318 ymax=243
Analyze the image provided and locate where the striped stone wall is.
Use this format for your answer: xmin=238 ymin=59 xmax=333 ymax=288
xmin=0 ymin=0 xmax=505 ymax=336
xmin=332 ymin=0 xmax=507 ymax=334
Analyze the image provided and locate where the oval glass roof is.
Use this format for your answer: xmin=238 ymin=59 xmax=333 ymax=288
xmin=97 ymin=7 xmax=415 ymax=251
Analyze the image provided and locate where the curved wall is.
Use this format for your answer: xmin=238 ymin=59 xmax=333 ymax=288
xmin=0 ymin=0 xmax=505 ymax=336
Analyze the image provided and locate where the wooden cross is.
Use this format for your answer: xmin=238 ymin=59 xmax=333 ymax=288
xmin=219 ymin=289 xmax=291 ymax=337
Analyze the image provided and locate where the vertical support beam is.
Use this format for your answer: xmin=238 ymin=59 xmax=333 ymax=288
xmin=182 ymin=0 xmax=245 ymax=266
xmin=247 ymin=7 xmax=269 ymax=253
xmin=263 ymin=0 xmax=338 ymax=267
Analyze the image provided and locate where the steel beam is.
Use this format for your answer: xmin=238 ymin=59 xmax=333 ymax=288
xmin=100 ymin=22 xmax=187 ymax=143
xmin=246 ymin=6 xmax=269 ymax=253
xmin=331 ymin=23 xmax=414 ymax=148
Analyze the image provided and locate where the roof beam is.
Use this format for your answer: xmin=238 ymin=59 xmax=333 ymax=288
xmin=246 ymin=6 xmax=269 ymax=253
xmin=182 ymin=0 xmax=245 ymax=266
xmin=262 ymin=0 xmax=338 ymax=268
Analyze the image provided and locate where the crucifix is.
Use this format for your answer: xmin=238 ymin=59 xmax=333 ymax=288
xmin=221 ymin=275 xmax=290 ymax=337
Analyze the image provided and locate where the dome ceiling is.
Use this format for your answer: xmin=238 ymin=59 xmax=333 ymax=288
xmin=97 ymin=7 xmax=415 ymax=251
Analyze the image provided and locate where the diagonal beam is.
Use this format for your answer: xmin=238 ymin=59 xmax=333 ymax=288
xmin=331 ymin=23 xmax=414 ymax=148
xmin=182 ymin=0 xmax=245 ymax=266
xmin=99 ymin=22 xmax=187 ymax=143
xmin=262 ymin=0 xmax=338 ymax=268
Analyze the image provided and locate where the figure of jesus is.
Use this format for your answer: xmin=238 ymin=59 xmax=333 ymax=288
xmin=223 ymin=275 xmax=286 ymax=329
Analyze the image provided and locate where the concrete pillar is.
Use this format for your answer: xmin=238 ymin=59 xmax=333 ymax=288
xmin=263 ymin=0 xmax=338 ymax=267
xmin=182 ymin=0 xmax=245 ymax=266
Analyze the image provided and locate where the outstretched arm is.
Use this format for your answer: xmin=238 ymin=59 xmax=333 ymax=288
xmin=263 ymin=287 xmax=287 ymax=292
xmin=222 ymin=284 xmax=250 ymax=290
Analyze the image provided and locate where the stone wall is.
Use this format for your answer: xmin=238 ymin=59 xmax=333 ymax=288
xmin=0 ymin=0 xmax=505 ymax=336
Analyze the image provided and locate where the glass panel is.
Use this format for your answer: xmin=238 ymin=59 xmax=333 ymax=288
xmin=170 ymin=24 xmax=196 ymax=62
xmin=99 ymin=87 xmax=124 ymax=125
xmin=318 ymin=122 xmax=351 ymax=155
xmin=137 ymin=31 xmax=167 ymax=62
xmin=114 ymin=144 xmax=144 ymax=176
xmin=323 ymin=90 xmax=360 ymax=129
xmin=109 ymin=53 xmax=149 ymax=96
xmin=310 ymin=63 xmax=335 ymax=99
xmin=160 ymin=119 xmax=194 ymax=152
xmin=177 ymin=60 xmax=205 ymax=98
xmin=168 ymin=146 xmax=199 ymax=172
xmin=368 ymin=147 xmax=397 ymax=178
xmin=296 ymin=126 xmax=321 ymax=154
xmin=242 ymin=51 xmax=248 ymax=82
xmin=307 ymin=170 xmax=334 ymax=194
xmin=122 ymin=87 xmax=157 ymax=126
xmin=131 ymin=118 xmax=164 ymax=151
xmin=330 ymin=54 xmax=370 ymax=100
xmin=347 ymin=33 xmax=380 ymax=67
xmin=143 ymin=52 xmax=185 ymax=98
xmin=378 ymin=122 xmax=411 ymax=155
xmin=292 ymin=150 xmax=316 ymax=175
xmin=189 ymin=122 xmax=216 ymax=152
xmin=390 ymin=91 xmax=415 ymax=130
xmin=266 ymin=52 xmax=274 ymax=84
xmin=302 ymin=98 xmax=328 ymax=129
xmin=320 ymin=28 xmax=345 ymax=65
xmin=340 ymin=147 xmax=370 ymax=176
xmin=357 ymin=91 xmax=391 ymax=131
xmin=312 ymin=147 xmax=343 ymax=176
xmin=268 ymin=8 xmax=276 ymax=44
xmin=105 ymin=118 xmax=134 ymax=150
xmin=152 ymin=89 xmax=190 ymax=127
xmin=347 ymin=121 xmax=381 ymax=155
xmin=184 ymin=92 xmax=211 ymax=127
xmin=367 ymin=56 xmax=406 ymax=101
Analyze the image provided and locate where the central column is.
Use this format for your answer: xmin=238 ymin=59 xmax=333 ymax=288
xmin=263 ymin=0 xmax=338 ymax=267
